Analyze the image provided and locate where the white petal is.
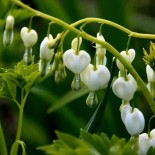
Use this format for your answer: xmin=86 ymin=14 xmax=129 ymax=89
xmin=116 ymin=49 xmax=135 ymax=71
xmin=40 ymin=35 xmax=54 ymax=61
xmin=5 ymin=15 xmax=14 ymax=29
xmin=71 ymin=37 xmax=82 ymax=51
xmin=63 ymin=49 xmax=90 ymax=74
xmin=146 ymin=65 xmax=155 ymax=82
xmin=124 ymin=108 xmax=145 ymax=136
xmin=112 ymin=77 xmax=136 ymax=101
xmin=80 ymin=64 xmax=110 ymax=91
xmin=96 ymin=33 xmax=105 ymax=48
xmin=20 ymin=27 xmax=38 ymax=48
xmin=139 ymin=133 xmax=152 ymax=155
xmin=120 ymin=103 xmax=132 ymax=124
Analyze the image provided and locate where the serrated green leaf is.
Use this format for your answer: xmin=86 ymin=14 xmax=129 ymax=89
xmin=56 ymin=131 xmax=86 ymax=149
xmin=80 ymin=130 xmax=109 ymax=154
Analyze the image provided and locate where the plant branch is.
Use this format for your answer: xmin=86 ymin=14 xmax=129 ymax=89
xmin=12 ymin=0 xmax=155 ymax=114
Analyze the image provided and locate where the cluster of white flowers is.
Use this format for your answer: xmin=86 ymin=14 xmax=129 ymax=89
xmin=63 ymin=34 xmax=110 ymax=107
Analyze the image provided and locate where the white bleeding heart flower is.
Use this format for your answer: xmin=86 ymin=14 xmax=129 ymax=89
xmin=63 ymin=49 xmax=91 ymax=74
xmin=112 ymin=75 xmax=136 ymax=101
xmin=80 ymin=64 xmax=110 ymax=91
xmin=124 ymin=107 xmax=145 ymax=136
xmin=3 ymin=15 xmax=14 ymax=47
xmin=139 ymin=129 xmax=155 ymax=155
xmin=39 ymin=34 xmax=55 ymax=76
xmin=116 ymin=49 xmax=135 ymax=71
xmin=40 ymin=34 xmax=54 ymax=62
xmin=139 ymin=133 xmax=152 ymax=155
xmin=120 ymin=103 xmax=132 ymax=124
xmin=146 ymin=65 xmax=155 ymax=82
xmin=71 ymin=37 xmax=82 ymax=51
xmin=20 ymin=27 xmax=38 ymax=48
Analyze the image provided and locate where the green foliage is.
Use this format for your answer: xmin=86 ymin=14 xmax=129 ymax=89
xmin=38 ymin=130 xmax=138 ymax=155
xmin=0 ymin=60 xmax=39 ymax=99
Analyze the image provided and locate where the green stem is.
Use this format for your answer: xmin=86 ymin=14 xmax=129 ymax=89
xmin=10 ymin=89 xmax=29 ymax=155
xmin=0 ymin=122 xmax=8 ymax=155
xmin=12 ymin=0 xmax=155 ymax=114
xmin=11 ymin=0 xmax=155 ymax=39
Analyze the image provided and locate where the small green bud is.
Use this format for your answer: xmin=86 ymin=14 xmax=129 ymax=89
xmin=71 ymin=74 xmax=83 ymax=91
xmin=86 ymin=91 xmax=98 ymax=108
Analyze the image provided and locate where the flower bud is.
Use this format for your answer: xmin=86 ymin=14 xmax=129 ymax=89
xmin=86 ymin=91 xmax=98 ymax=108
xmin=54 ymin=61 xmax=66 ymax=84
xmin=40 ymin=34 xmax=54 ymax=62
xmin=124 ymin=108 xmax=145 ymax=136
xmin=71 ymin=74 xmax=83 ymax=91
xmin=116 ymin=49 xmax=135 ymax=71
xmin=20 ymin=27 xmax=38 ymax=48
xmin=5 ymin=15 xmax=14 ymax=30
xmin=71 ymin=37 xmax=82 ymax=52
xmin=80 ymin=64 xmax=110 ymax=91
xmin=96 ymin=32 xmax=105 ymax=49
xmin=63 ymin=49 xmax=90 ymax=74
xmin=3 ymin=15 xmax=14 ymax=47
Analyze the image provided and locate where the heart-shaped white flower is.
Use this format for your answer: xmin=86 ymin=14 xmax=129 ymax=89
xmin=80 ymin=64 xmax=110 ymax=91
xmin=20 ymin=27 xmax=38 ymax=48
xmin=116 ymin=49 xmax=135 ymax=71
xmin=63 ymin=49 xmax=91 ymax=74
xmin=139 ymin=129 xmax=155 ymax=155
xmin=40 ymin=34 xmax=54 ymax=62
xmin=112 ymin=76 xmax=136 ymax=101
xmin=124 ymin=107 xmax=145 ymax=136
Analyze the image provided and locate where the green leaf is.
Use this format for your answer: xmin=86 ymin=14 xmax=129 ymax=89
xmin=80 ymin=130 xmax=110 ymax=154
xmin=0 ymin=122 xmax=8 ymax=155
xmin=47 ymin=86 xmax=89 ymax=113
xmin=38 ymin=129 xmax=139 ymax=155
xmin=147 ymin=147 xmax=155 ymax=155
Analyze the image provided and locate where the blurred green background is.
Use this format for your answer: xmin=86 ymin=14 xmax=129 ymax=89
xmin=0 ymin=0 xmax=155 ymax=154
